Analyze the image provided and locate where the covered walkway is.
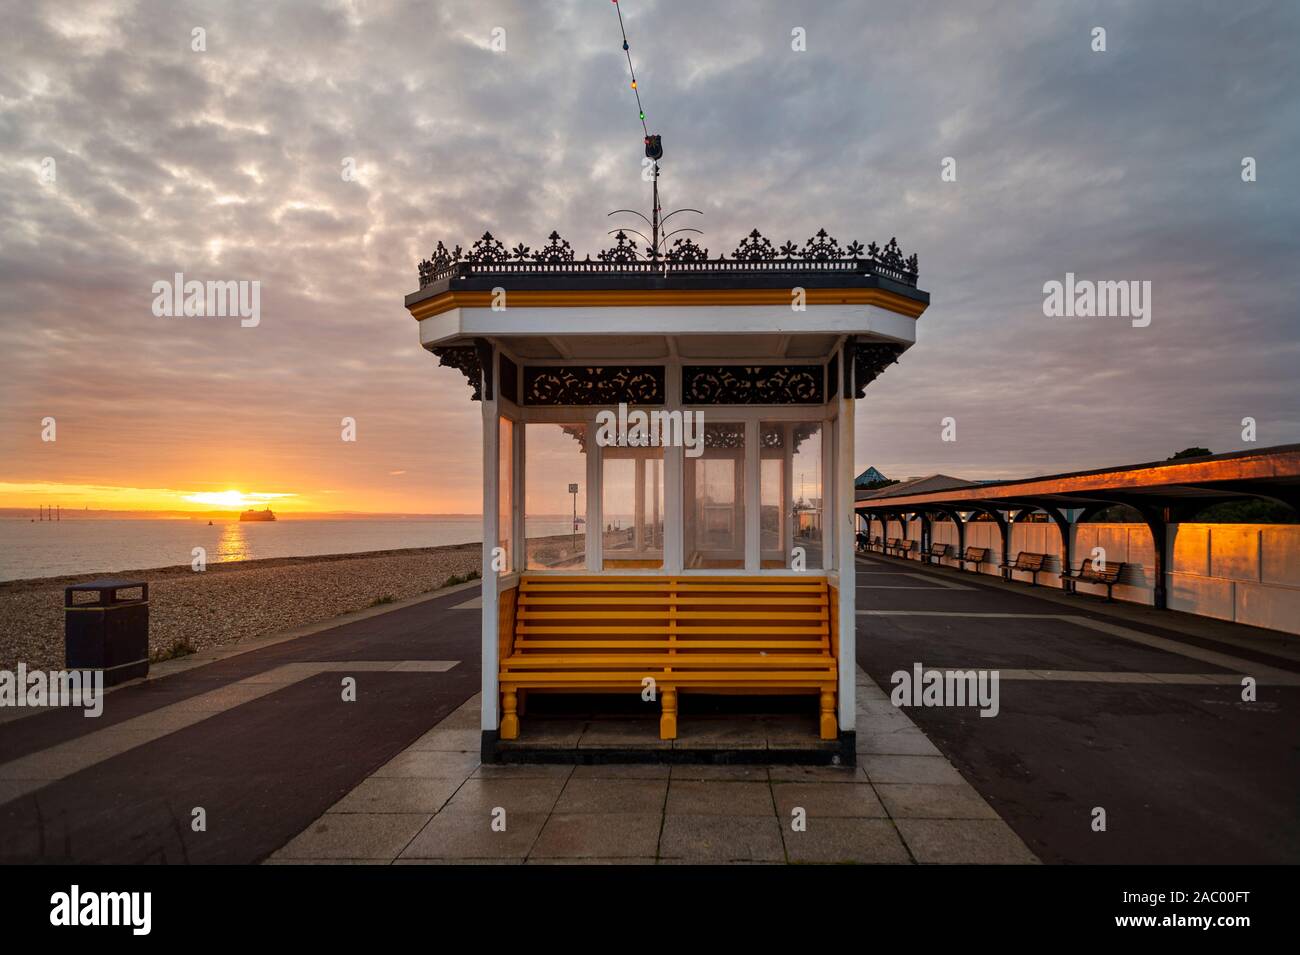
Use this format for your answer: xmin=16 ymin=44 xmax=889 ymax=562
xmin=856 ymin=444 xmax=1300 ymax=614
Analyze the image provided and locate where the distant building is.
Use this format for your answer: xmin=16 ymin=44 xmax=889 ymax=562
xmin=856 ymin=473 xmax=975 ymax=502
xmin=854 ymin=466 xmax=890 ymax=489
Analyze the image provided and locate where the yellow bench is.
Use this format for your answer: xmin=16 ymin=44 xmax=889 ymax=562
xmin=498 ymin=575 xmax=838 ymax=742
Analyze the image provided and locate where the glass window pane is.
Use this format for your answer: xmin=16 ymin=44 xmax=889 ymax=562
xmin=524 ymin=424 xmax=587 ymax=570
xmin=684 ymin=424 xmax=745 ymax=569
xmin=760 ymin=422 xmax=823 ymax=570
xmin=602 ymin=447 xmax=664 ymax=569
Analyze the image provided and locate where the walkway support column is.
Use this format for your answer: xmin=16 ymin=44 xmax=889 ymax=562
xmin=968 ymin=504 xmax=1009 ymax=570
xmin=1138 ymin=505 xmax=1170 ymax=610
xmin=1042 ymin=506 xmax=1074 ymax=580
xmin=933 ymin=505 xmax=965 ymax=561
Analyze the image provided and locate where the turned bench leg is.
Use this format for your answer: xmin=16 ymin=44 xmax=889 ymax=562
xmin=501 ymin=688 xmax=520 ymax=740
xmin=660 ymin=688 xmax=678 ymax=740
xmin=819 ymin=690 xmax=837 ymax=741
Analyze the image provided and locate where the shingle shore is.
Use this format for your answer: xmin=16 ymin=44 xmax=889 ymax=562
xmin=0 ymin=544 xmax=481 ymax=672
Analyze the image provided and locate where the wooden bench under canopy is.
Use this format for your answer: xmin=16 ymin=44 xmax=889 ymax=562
xmin=499 ymin=574 xmax=839 ymax=741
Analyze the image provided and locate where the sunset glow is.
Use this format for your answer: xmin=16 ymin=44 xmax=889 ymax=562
xmin=181 ymin=490 xmax=293 ymax=509
xmin=0 ymin=482 xmax=300 ymax=514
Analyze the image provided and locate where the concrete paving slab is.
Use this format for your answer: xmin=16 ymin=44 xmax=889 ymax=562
xmin=855 ymin=729 xmax=942 ymax=756
xmin=553 ymin=777 xmax=668 ymax=814
xmin=860 ymin=754 xmax=966 ymax=785
xmin=328 ymin=776 xmax=462 ymax=814
xmin=577 ymin=719 xmax=671 ymax=750
xmin=659 ymin=815 xmax=785 ymax=863
xmin=394 ymin=857 xmax=523 ymax=865
xmin=768 ymin=765 xmax=861 ymax=784
xmin=771 ymin=782 xmax=887 ymax=818
xmin=669 ymin=764 xmax=769 ymax=781
xmin=674 ymin=718 xmax=770 ymax=750
xmin=666 ymin=780 xmax=775 ymax=816
xmin=273 ymin=812 xmax=431 ymax=861
xmin=530 ymin=812 xmax=662 ymax=859
xmin=441 ymin=777 xmax=566 ymax=815
xmin=502 ymin=719 xmax=586 ymax=748
xmin=472 ymin=763 xmax=573 ymax=779
xmin=895 ymin=818 xmax=1040 ymax=864
xmin=407 ymin=727 xmax=481 ymax=751
xmin=783 ymin=818 xmax=911 ymax=864
xmin=571 ymin=763 xmax=671 ymax=780
xmin=399 ymin=810 xmax=547 ymax=860
xmin=874 ymin=783 xmax=999 ymax=819
xmin=372 ymin=749 xmax=482 ymax=779
xmin=264 ymin=858 xmax=386 ymax=865
xmin=527 ymin=856 xmax=657 ymax=865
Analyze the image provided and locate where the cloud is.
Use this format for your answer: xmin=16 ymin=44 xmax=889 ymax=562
xmin=0 ymin=0 xmax=1296 ymax=510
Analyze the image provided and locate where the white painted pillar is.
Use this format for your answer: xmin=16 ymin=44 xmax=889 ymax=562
xmin=513 ymin=421 xmax=525 ymax=574
xmin=836 ymin=370 xmax=856 ymax=733
xmin=744 ymin=420 xmax=760 ymax=571
xmin=480 ymin=360 xmax=501 ymax=733
xmin=783 ymin=424 xmax=795 ymax=562
xmin=586 ymin=416 xmax=601 ymax=569
xmin=664 ymin=366 xmax=684 ymax=573
xmin=634 ymin=458 xmax=646 ymax=553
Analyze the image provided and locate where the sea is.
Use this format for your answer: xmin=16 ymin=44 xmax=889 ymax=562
xmin=0 ymin=518 xmax=578 ymax=583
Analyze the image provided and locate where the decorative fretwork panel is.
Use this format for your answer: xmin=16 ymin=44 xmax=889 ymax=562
xmin=760 ymin=423 xmax=820 ymax=452
xmin=851 ymin=343 xmax=905 ymax=398
xmin=432 ymin=346 xmax=483 ymax=401
xmin=418 ymin=228 xmax=919 ymax=288
xmin=703 ymin=423 xmax=745 ymax=449
xmin=683 ymin=365 xmax=825 ymax=405
xmin=523 ymin=366 xmax=665 ymax=406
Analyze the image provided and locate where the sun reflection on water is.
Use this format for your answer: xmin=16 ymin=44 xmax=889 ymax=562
xmin=215 ymin=521 xmax=251 ymax=563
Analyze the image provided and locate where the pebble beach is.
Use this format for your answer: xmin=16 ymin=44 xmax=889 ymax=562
xmin=0 ymin=543 xmax=481 ymax=672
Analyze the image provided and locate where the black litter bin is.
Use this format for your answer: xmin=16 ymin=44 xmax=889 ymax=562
xmin=65 ymin=579 xmax=149 ymax=686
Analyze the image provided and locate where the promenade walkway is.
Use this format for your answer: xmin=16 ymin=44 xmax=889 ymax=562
xmin=853 ymin=552 xmax=1300 ymax=864
xmin=2 ymin=557 xmax=1296 ymax=864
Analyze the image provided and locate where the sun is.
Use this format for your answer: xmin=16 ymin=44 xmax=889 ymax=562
xmin=182 ymin=490 xmax=288 ymax=509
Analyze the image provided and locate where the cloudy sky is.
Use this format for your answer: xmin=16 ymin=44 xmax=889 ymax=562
xmin=1 ymin=0 xmax=1296 ymax=514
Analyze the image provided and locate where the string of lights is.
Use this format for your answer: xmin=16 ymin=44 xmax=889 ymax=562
xmin=609 ymin=0 xmax=700 ymax=259
xmin=611 ymin=0 xmax=649 ymax=136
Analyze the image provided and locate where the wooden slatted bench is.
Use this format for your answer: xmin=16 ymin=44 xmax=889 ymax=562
xmin=885 ymin=538 xmax=916 ymax=559
xmin=927 ymin=542 xmax=951 ymax=566
xmin=499 ymin=575 xmax=838 ymax=742
xmin=1062 ymin=560 xmax=1126 ymax=601
xmin=869 ymin=535 xmax=884 ymax=553
xmin=959 ymin=546 xmax=989 ymax=572
xmin=1003 ymin=551 xmax=1049 ymax=586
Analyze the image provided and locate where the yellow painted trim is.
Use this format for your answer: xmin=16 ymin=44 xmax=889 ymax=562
xmin=408 ymin=286 xmax=926 ymax=320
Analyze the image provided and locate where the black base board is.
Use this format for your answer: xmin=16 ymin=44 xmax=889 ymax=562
xmin=483 ymin=730 xmax=856 ymax=767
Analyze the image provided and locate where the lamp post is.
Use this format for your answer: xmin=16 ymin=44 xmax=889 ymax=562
xmin=569 ymin=483 xmax=579 ymax=554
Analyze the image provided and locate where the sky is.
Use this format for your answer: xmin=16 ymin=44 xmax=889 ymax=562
xmin=1 ymin=0 xmax=1297 ymax=515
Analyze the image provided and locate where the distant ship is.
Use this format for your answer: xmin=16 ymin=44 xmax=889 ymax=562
xmin=240 ymin=507 xmax=277 ymax=522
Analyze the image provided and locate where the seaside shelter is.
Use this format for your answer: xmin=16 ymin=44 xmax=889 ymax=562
xmin=404 ymin=227 xmax=929 ymax=762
